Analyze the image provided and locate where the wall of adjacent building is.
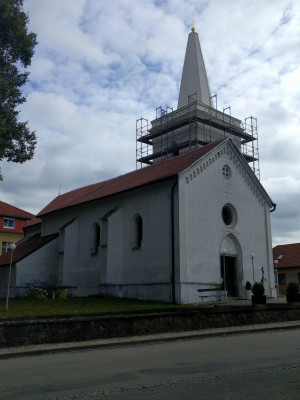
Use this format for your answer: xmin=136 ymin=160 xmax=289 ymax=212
xmin=278 ymin=269 xmax=300 ymax=294
xmin=0 ymin=232 xmax=24 ymax=255
xmin=0 ymin=215 xmax=30 ymax=255
xmin=0 ymin=216 xmax=28 ymax=235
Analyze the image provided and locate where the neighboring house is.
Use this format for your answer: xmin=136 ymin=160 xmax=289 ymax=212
xmin=273 ymin=243 xmax=300 ymax=293
xmin=0 ymin=201 xmax=34 ymax=255
xmin=0 ymin=28 xmax=277 ymax=303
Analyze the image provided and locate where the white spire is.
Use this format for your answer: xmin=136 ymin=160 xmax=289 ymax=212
xmin=178 ymin=28 xmax=212 ymax=109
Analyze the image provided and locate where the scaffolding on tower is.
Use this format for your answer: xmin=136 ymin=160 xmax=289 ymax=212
xmin=136 ymin=98 xmax=260 ymax=180
xmin=242 ymin=116 xmax=260 ymax=180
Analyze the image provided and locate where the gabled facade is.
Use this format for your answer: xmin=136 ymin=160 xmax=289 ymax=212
xmin=0 ymin=28 xmax=276 ymax=303
xmin=176 ymin=139 xmax=275 ymax=302
xmin=0 ymin=201 xmax=34 ymax=255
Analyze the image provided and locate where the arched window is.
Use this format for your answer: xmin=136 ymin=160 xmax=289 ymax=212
xmin=132 ymin=214 xmax=143 ymax=249
xmin=91 ymin=223 xmax=100 ymax=255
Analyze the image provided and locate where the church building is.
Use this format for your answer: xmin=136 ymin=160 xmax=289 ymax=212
xmin=0 ymin=28 xmax=277 ymax=303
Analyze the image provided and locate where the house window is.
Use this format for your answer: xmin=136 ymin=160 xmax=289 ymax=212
xmin=132 ymin=214 xmax=143 ymax=249
xmin=278 ymin=273 xmax=286 ymax=284
xmin=91 ymin=223 xmax=100 ymax=255
xmin=3 ymin=218 xmax=15 ymax=229
xmin=1 ymin=241 xmax=13 ymax=255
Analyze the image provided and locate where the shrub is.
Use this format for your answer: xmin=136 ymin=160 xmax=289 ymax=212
xmin=286 ymin=282 xmax=299 ymax=295
xmin=58 ymin=289 xmax=68 ymax=301
xmin=24 ymin=287 xmax=48 ymax=301
xmin=245 ymin=281 xmax=252 ymax=290
xmin=251 ymin=282 xmax=265 ymax=296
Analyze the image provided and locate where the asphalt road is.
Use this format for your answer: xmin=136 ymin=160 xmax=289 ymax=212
xmin=0 ymin=328 xmax=299 ymax=400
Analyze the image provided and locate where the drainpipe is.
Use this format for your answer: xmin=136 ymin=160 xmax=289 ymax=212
xmin=171 ymin=177 xmax=178 ymax=304
xmin=264 ymin=203 xmax=274 ymax=296
xmin=269 ymin=203 xmax=276 ymax=295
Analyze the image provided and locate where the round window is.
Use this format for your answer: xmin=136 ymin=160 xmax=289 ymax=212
xmin=222 ymin=204 xmax=237 ymax=227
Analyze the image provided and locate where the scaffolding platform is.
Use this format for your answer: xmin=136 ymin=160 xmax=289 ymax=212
xmin=136 ymin=98 xmax=260 ymax=179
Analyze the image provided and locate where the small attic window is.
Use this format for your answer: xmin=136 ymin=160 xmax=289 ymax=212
xmin=276 ymin=254 xmax=285 ymax=260
xmin=222 ymin=165 xmax=231 ymax=179
xmin=3 ymin=218 xmax=15 ymax=229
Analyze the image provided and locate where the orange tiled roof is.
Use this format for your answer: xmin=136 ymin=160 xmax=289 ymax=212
xmin=0 ymin=201 xmax=34 ymax=219
xmin=273 ymin=243 xmax=300 ymax=268
xmin=0 ymin=233 xmax=58 ymax=266
xmin=38 ymin=139 xmax=226 ymax=217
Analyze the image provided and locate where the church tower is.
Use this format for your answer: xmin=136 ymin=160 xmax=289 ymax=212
xmin=136 ymin=27 xmax=260 ymax=179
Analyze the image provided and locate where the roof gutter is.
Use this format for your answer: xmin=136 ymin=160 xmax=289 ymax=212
xmin=270 ymin=203 xmax=277 ymax=213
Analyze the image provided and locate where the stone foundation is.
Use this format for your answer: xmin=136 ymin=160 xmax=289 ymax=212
xmin=0 ymin=304 xmax=299 ymax=348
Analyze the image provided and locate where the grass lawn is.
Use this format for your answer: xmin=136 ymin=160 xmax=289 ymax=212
xmin=0 ymin=297 xmax=179 ymax=320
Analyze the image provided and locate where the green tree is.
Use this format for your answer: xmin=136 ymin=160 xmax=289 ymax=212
xmin=0 ymin=0 xmax=37 ymax=180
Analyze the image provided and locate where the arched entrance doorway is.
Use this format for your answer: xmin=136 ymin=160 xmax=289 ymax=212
xmin=220 ymin=235 xmax=242 ymax=298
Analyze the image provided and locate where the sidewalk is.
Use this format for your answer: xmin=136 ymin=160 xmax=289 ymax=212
xmin=1 ymin=319 xmax=300 ymax=359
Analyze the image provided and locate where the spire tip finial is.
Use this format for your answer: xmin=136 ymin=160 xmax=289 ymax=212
xmin=191 ymin=17 xmax=196 ymax=32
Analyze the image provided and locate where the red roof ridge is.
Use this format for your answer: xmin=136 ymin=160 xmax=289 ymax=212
xmin=273 ymin=242 xmax=300 ymax=247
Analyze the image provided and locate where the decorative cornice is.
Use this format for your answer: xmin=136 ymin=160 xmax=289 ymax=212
xmin=184 ymin=141 xmax=269 ymax=207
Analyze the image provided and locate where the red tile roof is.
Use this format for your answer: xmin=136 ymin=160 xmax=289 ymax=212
xmin=0 ymin=201 xmax=34 ymax=219
xmin=38 ymin=139 xmax=226 ymax=217
xmin=0 ymin=233 xmax=58 ymax=266
xmin=273 ymin=243 xmax=300 ymax=268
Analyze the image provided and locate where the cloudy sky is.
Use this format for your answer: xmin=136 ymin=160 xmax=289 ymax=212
xmin=1 ymin=0 xmax=300 ymax=246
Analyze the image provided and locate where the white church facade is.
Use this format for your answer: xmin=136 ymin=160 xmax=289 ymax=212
xmin=0 ymin=28 xmax=277 ymax=303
